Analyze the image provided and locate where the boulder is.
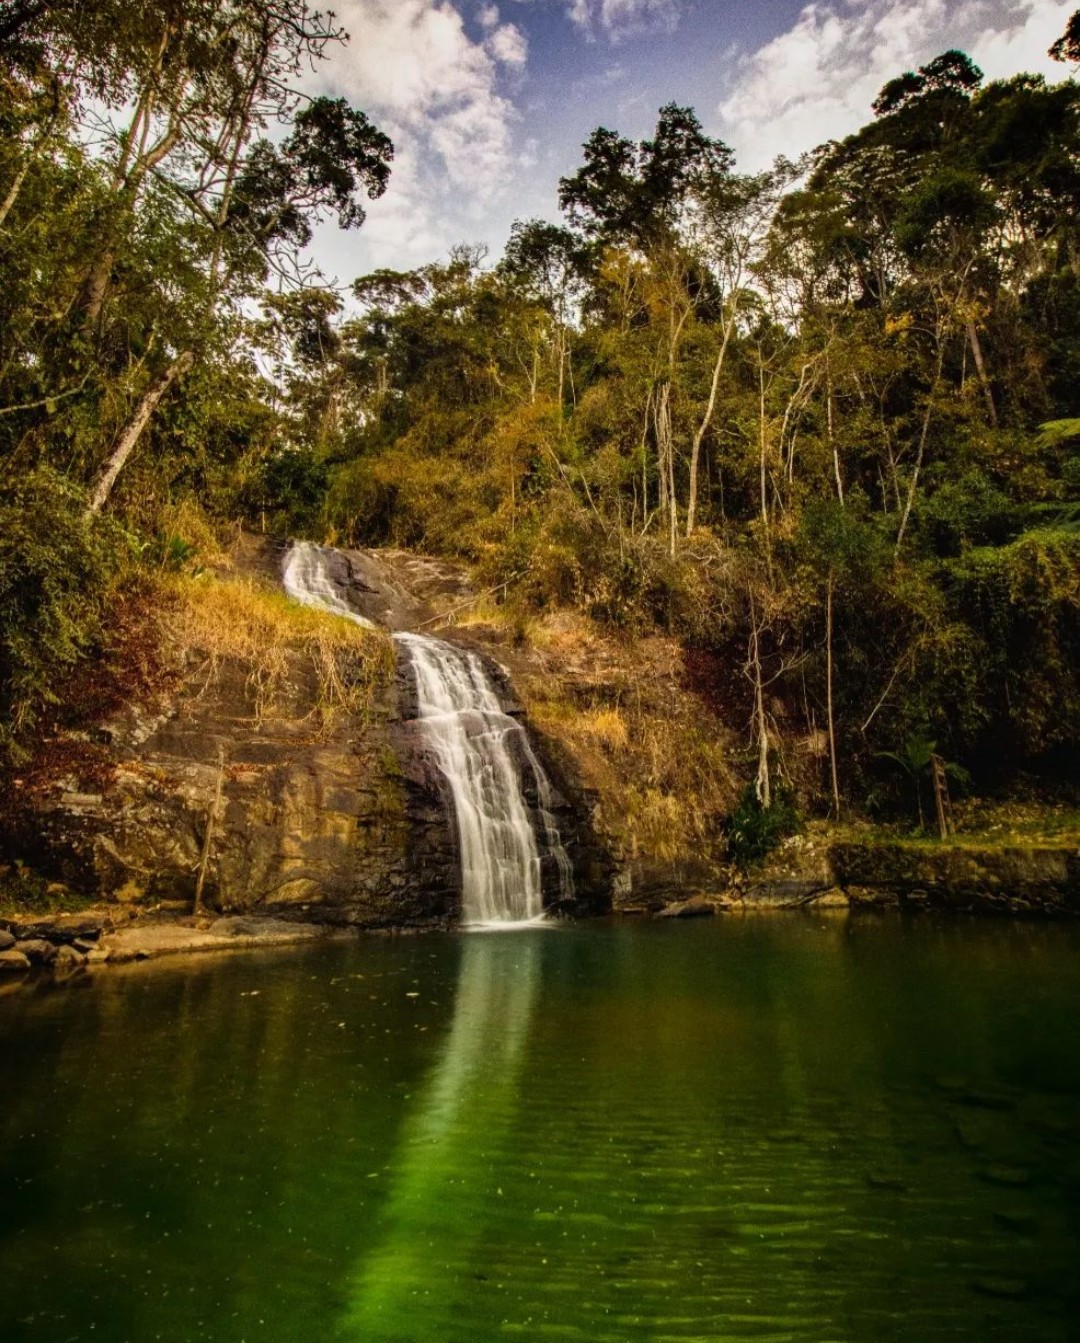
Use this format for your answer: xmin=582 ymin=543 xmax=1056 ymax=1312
xmin=52 ymin=944 xmax=86 ymax=975
xmin=17 ymin=939 xmax=57 ymax=965
xmin=0 ymin=948 xmax=31 ymax=973
xmin=0 ymin=928 xmax=15 ymax=951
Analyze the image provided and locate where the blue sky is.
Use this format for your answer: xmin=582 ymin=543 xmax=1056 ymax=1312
xmin=306 ymin=0 xmax=1076 ymax=286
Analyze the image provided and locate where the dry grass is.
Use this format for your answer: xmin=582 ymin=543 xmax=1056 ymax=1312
xmin=167 ymin=574 xmax=393 ymax=731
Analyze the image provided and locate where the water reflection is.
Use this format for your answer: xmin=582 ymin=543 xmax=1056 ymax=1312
xmin=1 ymin=920 xmax=1079 ymax=1343
xmin=343 ymin=932 xmax=541 ymax=1340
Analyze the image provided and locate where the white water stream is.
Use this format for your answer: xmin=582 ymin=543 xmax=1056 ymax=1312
xmin=283 ymin=542 xmax=573 ymax=926
xmin=282 ymin=541 xmax=377 ymax=629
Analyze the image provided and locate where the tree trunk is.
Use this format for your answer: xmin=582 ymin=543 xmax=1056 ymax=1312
xmin=685 ymin=307 xmax=736 ymax=536
xmin=758 ymin=362 xmax=772 ymax=572
xmin=895 ymin=336 xmax=945 ymax=556
xmin=828 ymin=376 xmax=844 ymax=504
xmin=965 ymin=320 xmax=998 ymax=427
xmin=826 ymin=577 xmax=841 ymax=819
xmin=654 ymin=381 xmax=677 ymax=554
xmin=0 ymin=155 xmax=33 ymax=230
xmin=750 ymin=604 xmax=771 ymax=810
xmin=87 ymin=350 xmax=194 ymax=514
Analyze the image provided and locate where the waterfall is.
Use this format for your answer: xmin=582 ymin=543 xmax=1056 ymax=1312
xmin=282 ymin=540 xmax=376 ymax=630
xmin=282 ymin=542 xmax=573 ymax=926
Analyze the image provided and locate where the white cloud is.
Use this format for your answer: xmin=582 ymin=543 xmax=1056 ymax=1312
xmin=718 ymin=0 xmax=1077 ymax=170
xmin=308 ymin=0 xmax=530 ymax=280
xmin=486 ymin=21 xmax=529 ymax=66
xmin=567 ymin=0 xmax=682 ymax=42
xmin=324 ymin=0 xmax=525 ymax=193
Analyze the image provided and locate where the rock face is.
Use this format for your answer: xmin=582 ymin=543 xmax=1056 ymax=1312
xmin=739 ymin=832 xmax=1080 ymax=916
xmin=1 ymin=540 xmax=609 ymax=930
xmin=829 ymin=842 xmax=1080 ymax=916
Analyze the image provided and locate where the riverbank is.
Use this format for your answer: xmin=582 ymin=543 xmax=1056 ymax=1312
xmin=0 ymin=907 xmax=354 ymax=985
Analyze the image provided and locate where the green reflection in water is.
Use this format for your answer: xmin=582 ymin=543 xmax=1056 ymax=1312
xmin=1 ymin=916 xmax=1079 ymax=1343
xmin=343 ymin=932 xmax=541 ymax=1339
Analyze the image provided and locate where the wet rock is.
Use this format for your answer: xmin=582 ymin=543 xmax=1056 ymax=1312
xmin=0 ymin=928 xmax=15 ymax=951
xmin=52 ymin=944 xmax=86 ymax=975
xmin=17 ymin=938 xmax=57 ymax=966
xmin=0 ymin=948 xmax=31 ymax=973
xmin=101 ymin=917 xmax=330 ymax=963
xmin=0 ymin=536 xmax=612 ymax=930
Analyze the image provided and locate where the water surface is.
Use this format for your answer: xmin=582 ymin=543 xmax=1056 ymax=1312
xmin=1 ymin=916 xmax=1078 ymax=1341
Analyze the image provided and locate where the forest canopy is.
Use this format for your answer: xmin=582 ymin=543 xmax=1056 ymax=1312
xmin=1 ymin=1 xmax=1078 ymax=823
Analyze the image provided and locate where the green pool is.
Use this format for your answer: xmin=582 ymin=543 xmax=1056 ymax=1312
xmin=1 ymin=915 xmax=1078 ymax=1341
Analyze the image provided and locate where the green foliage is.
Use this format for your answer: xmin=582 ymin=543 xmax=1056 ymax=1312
xmin=724 ymin=785 xmax=801 ymax=870
xmin=2 ymin=21 xmax=1079 ymax=826
xmin=244 ymin=450 xmax=329 ymax=537
xmin=0 ymin=469 xmax=126 ymax=757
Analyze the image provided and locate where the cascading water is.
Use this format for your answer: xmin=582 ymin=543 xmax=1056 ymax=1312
xmin=283 ymin=541 xmax=376 ymax=629
xmin=282 ymin=541 xmax=573 ymax=927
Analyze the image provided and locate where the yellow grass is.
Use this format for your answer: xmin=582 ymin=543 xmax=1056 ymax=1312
xmin=167 ymin=574 xmax=393 ymax=730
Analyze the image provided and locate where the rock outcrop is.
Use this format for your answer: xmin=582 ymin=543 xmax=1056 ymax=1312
xmin=735 ymin=830 xmax=1080 ymax=916
xmin=0 ymin=537 xmax=609 ymax=931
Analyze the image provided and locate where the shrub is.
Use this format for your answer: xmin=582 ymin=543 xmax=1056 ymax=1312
xmin=0 ymin=468 xmax=126 ymax=759
xmin=724 ymin=783 xmax=800 ymax=870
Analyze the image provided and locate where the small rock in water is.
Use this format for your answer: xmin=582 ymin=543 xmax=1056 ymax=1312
xmin=970 ymin=1276 xmax=1030 ymax=1300
xmin=0 ymin=928 xmax=15 ymax=952
xmin=865 ymin=1172 xmax=907 ymax=1191
xmin=52 ymin=944 xmax=86 ymax=976
xmin=0 ymin=948 xmax=31 ymax=973
xmin=933 ymin=1073 xmax=970 ymax=1094
xmin=980 ymin=1164 xmax=1031 ymax=1188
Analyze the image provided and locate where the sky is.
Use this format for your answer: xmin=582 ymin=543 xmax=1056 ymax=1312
xmin=305 ymin=0 xmax=1077 ymax=286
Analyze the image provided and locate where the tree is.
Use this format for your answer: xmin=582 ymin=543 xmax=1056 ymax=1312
xmin=1049 ymin=9 xmax=1080 ymax=64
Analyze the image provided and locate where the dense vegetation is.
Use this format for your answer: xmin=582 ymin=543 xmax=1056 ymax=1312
xmin=2 ymin=1 xmax=1078 ymax=830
